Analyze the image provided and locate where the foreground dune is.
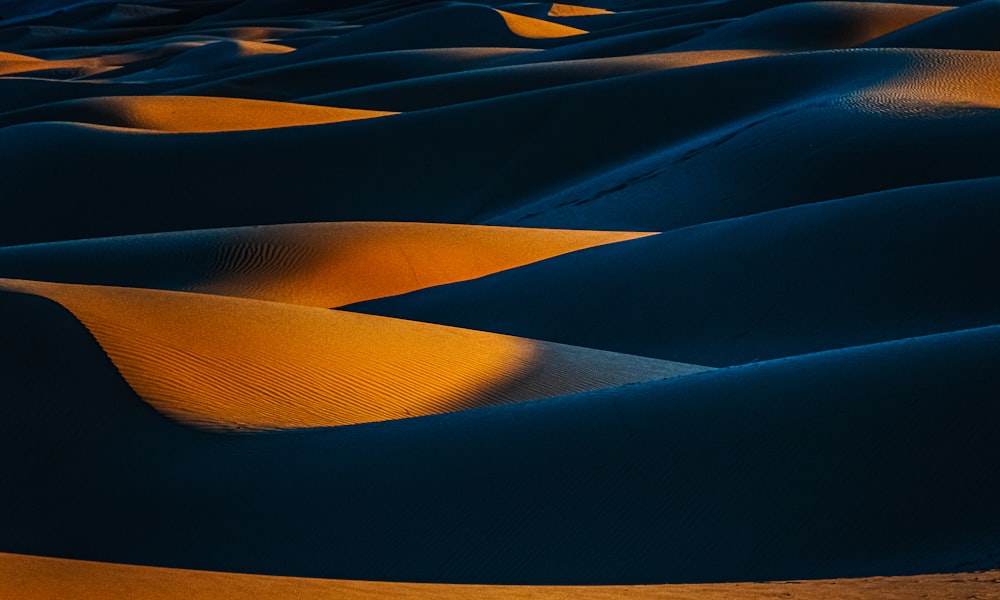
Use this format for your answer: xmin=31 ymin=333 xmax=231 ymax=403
xmin=1 ymin=290 xmax=996 ymax=583
xmin=3 ymin=553 xmax=998 ymax=600
xmin=0 ymin=222 xmax=655 ymax=307
xmin=0 ymin=279 xmax=705 ymax=429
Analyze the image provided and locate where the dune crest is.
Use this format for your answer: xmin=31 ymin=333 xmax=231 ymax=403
xmin=495 ymin=9 xmax=589 ymax=38
xmin=0 ymin=278 xmax=706 ymax=430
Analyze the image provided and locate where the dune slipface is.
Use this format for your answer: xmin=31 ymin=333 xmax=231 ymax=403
xmin=1 ymin=0 xmax=999 ymax=597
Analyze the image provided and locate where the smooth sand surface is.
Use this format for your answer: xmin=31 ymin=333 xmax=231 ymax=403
xmin=494 ymin=9 xmax=589 ymax=38
xmin=3 ymin=553 xmax=999 ymax=600
xmin=2 ymin=0 xmax=999 ymax=595
xmin=357 ymin=178 xmax=1000 ymax=366
xmin=549 ymin=4 xmax=615 ymax=18
xmin=0 ymin=278 xmax=705 ymax=429
xmin=0 ymin=95 xmax=394 ymax=132
xmin=0 ymin=222 xmax=655 ymax=307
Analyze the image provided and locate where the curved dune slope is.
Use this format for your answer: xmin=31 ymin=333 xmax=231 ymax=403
xmin=0 ymin=279 xmax=706 ymax=429
xmin=0 ymin=222 xmax=655 ymax=307
xmin=667 ymin=2 xmax=951 ymax=51
xmin=300 ymin=50 xmax=777 ymax=112
xmin=864 ymin=0 xmax=1000 ymax=50
xmin=495 ymin=9 xmax=589 ymax=38
xmin=356 ymin=178 xmax=1000 ymax=366
xmin=0 ymin=95 xmax=394 ymax=132
xmin=0 ymin=49 xmax=138 ymax=77
xmin=2 ymin=553 xmax=998 ymax=600
xmin=548 ymin=4 xmax=615 ymax=17
xmin=0 ymin=288 xmax=996 ymax=582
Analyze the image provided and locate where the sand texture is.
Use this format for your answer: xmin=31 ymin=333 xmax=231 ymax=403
xmin=1 ymin=0 xmax=998 ymax=597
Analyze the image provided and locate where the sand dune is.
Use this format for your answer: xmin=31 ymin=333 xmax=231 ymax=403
xmin=864 ymin=0 xmax=1000 ymax=50
xmin=0 ymin=288 xmax=996 ymax=582
xmin=3 ymin=0 xmax=999 ymax=595
xmin=668 ymin=2 xmax=951 ymax=51
xmin=549 ymin=4 xmax=615 ymax=17
xmin=0 ymin=94 xmax=394 ymax=132
xmin=3 ymin=552 xmax=998 ymax=600
xmin=494 ymin=9 xmax=589 ymax=38
xmin=0 ymin=279 xmax=705 ymax=429
xmin=0 ymin=222 xmax=654 ymax=306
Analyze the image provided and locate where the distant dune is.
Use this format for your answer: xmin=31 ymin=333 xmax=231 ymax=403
xmin=1 ymin=0 xmax=998 ymax=596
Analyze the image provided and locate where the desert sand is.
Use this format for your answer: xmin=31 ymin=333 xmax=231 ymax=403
xmin=1 ymin=0 xmax=998 ymax=597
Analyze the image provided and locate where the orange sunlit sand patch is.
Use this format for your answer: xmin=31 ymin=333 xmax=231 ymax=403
xmin=548 ymin=3 xmax=614 ymax=17
xmin=0 ymin=278 xmax=707 ymax=430
xmin=0 ymin=95 xmax=395 ymax=132
xmin=495 ymin=9 xmax=589 ymax=38
xmin=0 ymin=223 xmax=658 ymax=307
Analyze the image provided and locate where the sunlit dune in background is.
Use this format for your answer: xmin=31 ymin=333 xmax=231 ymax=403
xmin=191 ymin=223 xmax=652 ymax=306
xmin=0 ymin=49 xmax=138 ymax=77
xmin=0 ymin=278 xmax=706 ymax=429
xmin=0 ymin=223 xmax=656 ymax=307
xmin=548 ymin=3 xmax=614 ymax=17
xmin=855 ymin=50 xmax=1000 ymax=110
xmin=0 ymin=95 xmax=394 ymax=132
xmin=495 ymin=9 xmax=589 ymax=38
xmin=2 ymin=553 xmax=997 ymax=600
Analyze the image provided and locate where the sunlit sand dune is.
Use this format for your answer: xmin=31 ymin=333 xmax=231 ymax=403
xmin=0 ymin=222 xmax=655 ymax=307
xmin=668 ymin=2 xmax=951 ymax=51
xmin=548 ymin=4 xmax=615 ymax=17
xmin=0 ymin=278 xmax=706 ymax=429
xmin=494 ymin=9 xmax=589 ymax=38
xmin=3 ymin=553 xmax=998 ymax=600
xmin=0 ymin=95 xmax=394 ymax=132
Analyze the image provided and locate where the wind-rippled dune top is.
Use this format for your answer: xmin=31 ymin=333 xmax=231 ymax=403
xmin=1 ymin=0 xmax=999 ymax=597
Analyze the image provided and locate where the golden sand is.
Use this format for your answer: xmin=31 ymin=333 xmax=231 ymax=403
xmin=0 ymin=278 xmax=705 ymax=430
xmin=181 ymin=223 xmax=658 ymax=307
xmin=32 ymin=96 xmax=394 ymax=132
xmin=0 ymin=50 xmax=140 ymax=78
xmin=495 ymin=9 xmax=589 ymax=38
xmin=2 ymin=553 xmax=997 ymax=600
xmin=548 ymin=4 xmax=614 ymax=17
xmin=858 ymin=50 xmax=1000 ymax=110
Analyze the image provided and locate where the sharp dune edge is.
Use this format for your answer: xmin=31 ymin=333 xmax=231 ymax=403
xmin=1 ymin=0 xmax=999 ymax=596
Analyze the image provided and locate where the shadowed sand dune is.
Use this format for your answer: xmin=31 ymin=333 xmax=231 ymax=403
xmin=2 ymin=0 xmax=1000 ymax=595
xmin=666 ymin=1 xmax=952 ymax=51
xmin=0 ymin=289 xmax=997 ymax=583
xmin=3 ymin=553 xmax=999 ymax=600
xmin=0 ymin=222 xmax=655 ymax=306
xmin=355 ymin=177 xmax=1000 ymax=366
